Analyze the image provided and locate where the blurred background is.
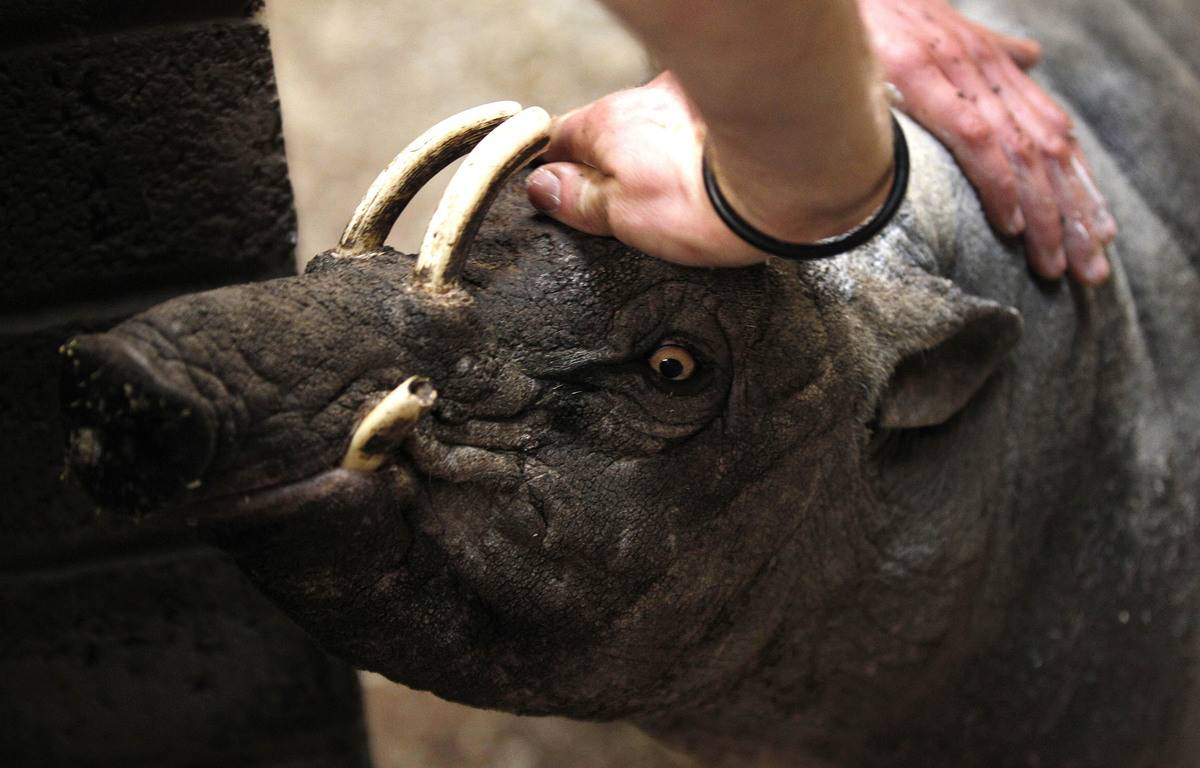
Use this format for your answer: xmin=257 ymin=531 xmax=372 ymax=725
xmin=263 ymin=2 xmax=687 ymax=766
xmin=264 ymin=0 xmax=649 ymax=268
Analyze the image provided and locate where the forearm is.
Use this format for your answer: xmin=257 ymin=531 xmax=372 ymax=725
xmin=600 ymin=0 xmax=894 ymax=241
xmin=535 ymin=0 xmax=1114 ymax=283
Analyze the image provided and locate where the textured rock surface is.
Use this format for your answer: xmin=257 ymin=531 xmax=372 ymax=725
xmin=0 ymin=0 xmax=262 ymax=47
xmin=0 ymin=2 xmax=368 ymax=766
xmin=1 ymin=549 xmax=366 ymax=767
xmin=0 ymin=12 xmax=294 ymax=312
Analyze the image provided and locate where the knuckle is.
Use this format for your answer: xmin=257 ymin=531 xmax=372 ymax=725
xmin=1043 ymin=134 xmax=1071 ymax=160
xmin=1009 ymin=131 xmax=1037 ymax=164
xmin=957 ymin=112 xmax=993 ymax=145
xmin=951 ymin=24 xmax=990 ymax=60
xmin=885 ymin=40 xmax=931 ymax=79
xmin=588 ymin=97 xmax=617 ymax=126
xmin=579 ymin=182 xmax=612 ymax=229
xmin=994 ymin=171 xmax=1020 ymax=201
xmin=1048 ymin=107 xmax=1074 ymax=134
xmin=1035 ymin=198 xmax=1063 ymax=230
xmin=938 ymin=35 xmax=968 ymax=64
xmin=972 ymin=38 xmax=1001 ymax=64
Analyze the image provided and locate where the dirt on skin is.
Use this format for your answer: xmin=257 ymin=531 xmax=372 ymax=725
xmin=263 ymin=2 xmax=685 ymax=766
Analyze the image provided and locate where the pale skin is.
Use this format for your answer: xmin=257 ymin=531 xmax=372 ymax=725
xmin=526 ymin=0 xmax=1115 ymax=285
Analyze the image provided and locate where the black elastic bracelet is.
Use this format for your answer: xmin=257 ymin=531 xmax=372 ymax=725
xmin=703 ymin=114 xmax=909 ymax=260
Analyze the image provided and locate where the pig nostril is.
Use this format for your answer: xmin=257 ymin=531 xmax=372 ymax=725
xmin=61 ymin=335 xmax=217 ymax=511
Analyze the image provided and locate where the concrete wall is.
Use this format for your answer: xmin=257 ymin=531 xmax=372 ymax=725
xmin=0 ymin=3 xmax=369 ymax=765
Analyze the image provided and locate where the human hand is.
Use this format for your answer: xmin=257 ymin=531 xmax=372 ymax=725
xmin=858 ymin=0 xmax=1116 ymax=284
xmin=525 ymin=72 xmax=768 ymax=268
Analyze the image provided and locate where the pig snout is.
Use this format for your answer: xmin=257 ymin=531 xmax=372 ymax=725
xmin=61 ymin=334 xmax=218 ymax=512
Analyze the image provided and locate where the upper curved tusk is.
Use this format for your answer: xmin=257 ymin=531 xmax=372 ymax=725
xmin=414 ymin=106 xmax=551 ymax=292
xmin=335 ymin=101 xmax=523 ymax=257
xmin=341 ymin=376 xmax=438 ymax=472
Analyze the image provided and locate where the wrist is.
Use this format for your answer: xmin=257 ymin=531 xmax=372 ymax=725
xmin=703 ymin=113 xmax=908 ymax=258
xmin=707 ymin=152 xmax=895 ymax=244
xmin=703 ymin=109 xmax=896 ymax=244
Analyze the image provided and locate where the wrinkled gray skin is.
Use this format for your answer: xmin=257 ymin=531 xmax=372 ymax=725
xmin=61 ymin=1 xmax=1200 ymax=765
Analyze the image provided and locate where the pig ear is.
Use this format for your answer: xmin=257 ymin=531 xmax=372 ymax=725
xmin=876 ymin=281 xmax=1023 ymax=429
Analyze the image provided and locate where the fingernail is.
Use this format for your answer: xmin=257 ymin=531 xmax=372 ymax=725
xmin=1008 ymin=207 xmax=1026 ymax=235
xmin=1053 ymin=246 xmax=1067 ymax=273
xmin=527 ymin=168 xmax=561 ymax=213
xmin=1071 ymin=220 xmax=1090 ymax=247
xmin=1085 ymin=250 xmax=1111 ymax=284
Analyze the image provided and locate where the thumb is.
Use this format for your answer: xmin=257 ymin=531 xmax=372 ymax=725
xmin=526 ymin=163 xmax=614 ymax=237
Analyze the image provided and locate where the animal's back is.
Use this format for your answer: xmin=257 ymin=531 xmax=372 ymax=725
xmin=960 ymin=0 xmax=1200 ymax=384
xmin=971 ymin=0 xmax=1200 ymax=499
xmin=864 ymin=1 xmax=1200 ymax=763
xmin=1034 ymin=2 xmax=1200 ymax=754
xmin=947 ymin=0 xmax=1200 ymax=480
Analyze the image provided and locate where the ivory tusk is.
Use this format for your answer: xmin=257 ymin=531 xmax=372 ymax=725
xmin=335 ymin=101 xmax=523 ymax=257
xmin=414 ymin=106 xmax=551 ymax=291
xmin=341 ymin=376 xmax=438 ymax=472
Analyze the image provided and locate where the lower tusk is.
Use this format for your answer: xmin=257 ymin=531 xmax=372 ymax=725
xmin=341 ymin=376 xmax=438 ymax=472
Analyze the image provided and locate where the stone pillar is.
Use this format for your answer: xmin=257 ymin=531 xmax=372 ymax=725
xmin=0 ymin=2 xmax=370 ymax=765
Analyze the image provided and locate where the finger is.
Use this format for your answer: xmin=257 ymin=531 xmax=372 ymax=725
xmin=998 ymin=54 xmax=1075 ymax=150
xmin=1052 ymin=158 xmax=1112 ymax=285
xmin=988 ymin=54 xmax=1115 ymax=278
xmin=542 ymin=105 xmax=611 ymax=171
xmin=910 ymin=35 xmax=1024 ymax=233
xmin=1066 ymin=225 xmax=1111 ymax=286
xmin=1063 ymin=146 xmax=1115 ymax=245
xmin=1046 ymin=158 xmax=1102 ymax=283
xmin=526 ymin=162 xmax=614 ymax=237
xmin=982 ymin=26 xmax=1042 ymax=69
xmin=1071 ymin=153 xmax=1118 ymax=242
xmin=953 ymin=9 xmax=1042 ymax=69
xmin=1009 ymin=138 xmax=1067 ymax=279
xmin=887 ymin=54 xmax=1020 ymax=228
xmin=980 ymin=51 xmax=1105 ymax=279
xmin=983 ymin=54 xmax=1072 ymax=160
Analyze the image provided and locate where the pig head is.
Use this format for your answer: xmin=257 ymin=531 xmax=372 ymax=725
xmin=60 ymin=102 xmax=1032 ymax=754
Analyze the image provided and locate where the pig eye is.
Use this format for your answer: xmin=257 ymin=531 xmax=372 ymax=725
xmin=648 ymin=344 xmax=697 ymax=381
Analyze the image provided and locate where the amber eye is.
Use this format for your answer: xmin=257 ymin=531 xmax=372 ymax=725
xmin=648 ymin=344 xmax=697 ymax=381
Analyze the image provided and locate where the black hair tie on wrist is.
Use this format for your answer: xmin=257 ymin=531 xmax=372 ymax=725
xmin=703 ymin=113 xmax=909 ymax=260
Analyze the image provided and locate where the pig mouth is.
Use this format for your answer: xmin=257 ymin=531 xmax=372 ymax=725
xmin=172 ymin=461 xmax=421 ymax=526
